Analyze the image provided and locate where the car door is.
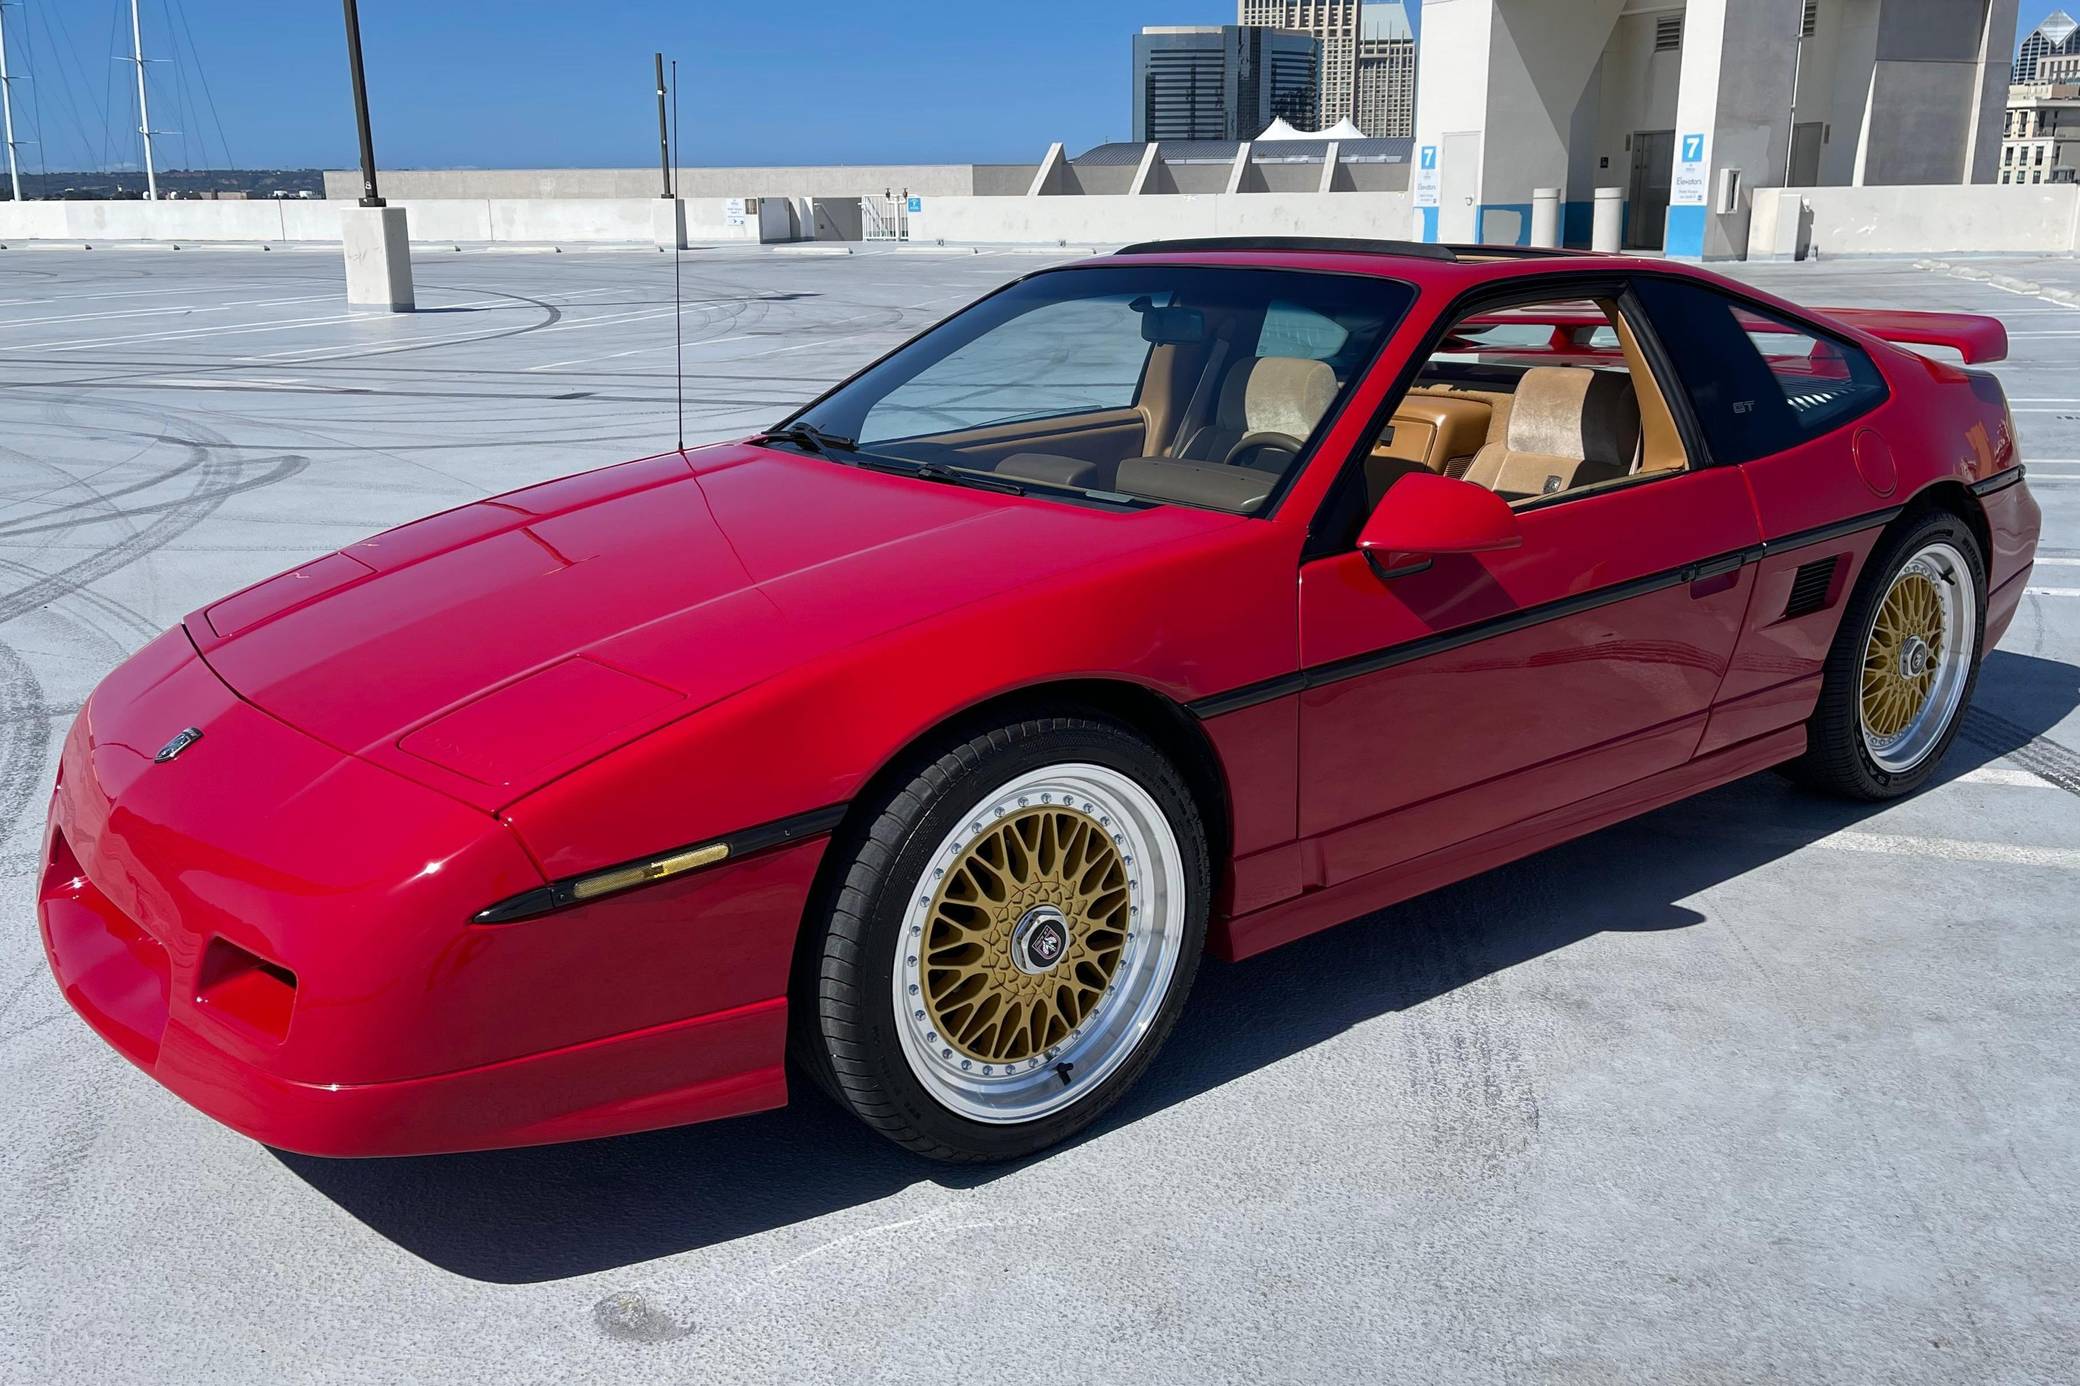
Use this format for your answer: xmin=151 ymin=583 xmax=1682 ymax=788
xmin=1292 ymin=280 xmax=1763 ymax=890
xmin=1625 ymin=275 xmax=1896 ymax=756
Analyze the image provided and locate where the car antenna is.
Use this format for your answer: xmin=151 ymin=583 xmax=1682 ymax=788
xmin=654 ymin=51 xmax=687 ymax=453
xmin=669 ymin=56 xmax=686 ymax=453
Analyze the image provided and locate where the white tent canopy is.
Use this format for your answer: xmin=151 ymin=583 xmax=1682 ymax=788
xmin=1256 ymin=116 xmax=1369 ymax=142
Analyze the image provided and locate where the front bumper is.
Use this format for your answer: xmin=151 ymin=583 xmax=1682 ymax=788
xmin=39 ymin=628 xmax=819 ymax=1156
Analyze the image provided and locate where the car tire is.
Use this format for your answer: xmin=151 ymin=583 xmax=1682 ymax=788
xmin=797 ymin=714 xmax=1210 ymax=1162
xmin=1782 ymin=510 xmax=1986 ymax=801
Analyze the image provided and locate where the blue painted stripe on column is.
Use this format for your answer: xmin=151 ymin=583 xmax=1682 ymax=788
xmin=1419 ymin=205 xmax=1439 ymax=243
xmin=1664 ymin=204 xmax=1707 ymax=259
xmin=1562 ymin=201 xmax=1596 ymax=248
xmin=1475 ymin=203 xmax=1534 ymax=246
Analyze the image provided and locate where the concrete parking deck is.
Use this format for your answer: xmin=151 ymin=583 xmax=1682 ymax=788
xmin=1 ymin=244 xmax=2075 ymax=1384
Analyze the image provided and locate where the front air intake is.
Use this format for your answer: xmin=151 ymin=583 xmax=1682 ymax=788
xmin=1784 ymin=556 xmax=1841 ymax=619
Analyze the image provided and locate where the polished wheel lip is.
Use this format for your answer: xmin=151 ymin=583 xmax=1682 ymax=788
xmin=1860 ymin=540 xmax=1976 ymax=774
xmin=890 ymin=762 xmax=1186 ymax=1125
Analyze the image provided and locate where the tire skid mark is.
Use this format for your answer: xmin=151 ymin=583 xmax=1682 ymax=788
xmin=1958 ymin=707 xmax=2080 ymax=797
xmin=0 ymin=637 xmax=51 ymax=852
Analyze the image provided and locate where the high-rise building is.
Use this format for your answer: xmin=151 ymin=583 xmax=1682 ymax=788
xmin=1239 ymin=1 xmax=1362 ymax=127
xmin=1352 ymin=2 xmax=1416 ymax=138
xmin=2014 ymin=10 xmax=2078 ymax=83
xmin=2001 ymin=81 xmax=2080 ymax=184
xmin=1132 ymin=25 xmax=1320 ymax=143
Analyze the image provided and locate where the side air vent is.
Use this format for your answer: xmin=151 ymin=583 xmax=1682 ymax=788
xmin=1784 ymin=556 xmax=1840 ymax=618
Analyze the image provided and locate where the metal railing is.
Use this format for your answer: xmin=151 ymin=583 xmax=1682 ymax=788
xmin=861 ymin=193 xmax=909 ymax=242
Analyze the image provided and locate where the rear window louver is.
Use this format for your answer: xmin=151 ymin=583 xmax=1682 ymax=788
xmin=1784 ymin=556 xmax=1840 ymax=618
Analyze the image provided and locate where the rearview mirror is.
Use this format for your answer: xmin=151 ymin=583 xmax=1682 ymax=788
xmin=1129 ymin=295 xmax=1206 ymax=345
xmin=1356 ymin=472 xmax=1522 ymax=578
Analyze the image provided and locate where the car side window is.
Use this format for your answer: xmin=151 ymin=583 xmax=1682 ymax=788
xmin=1630 ymin=276 xmax=1887 ymax=465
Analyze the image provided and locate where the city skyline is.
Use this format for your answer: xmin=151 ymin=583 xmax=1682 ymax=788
xmin=0 ymin=1 xmax=2049 ymax=176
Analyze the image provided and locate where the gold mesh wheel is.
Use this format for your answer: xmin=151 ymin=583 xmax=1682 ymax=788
xmin=921 ymin=806 xmax=1129 ymax=1064
xmin=1861 ymin=569 xmax=1944 ymax=740
xmin=1856 ymin=542 xmax=1975 ymax=775
xmin=892 ymin=762 xmax=1187 ymax=1125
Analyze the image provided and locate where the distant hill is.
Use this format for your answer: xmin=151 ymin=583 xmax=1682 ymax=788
xmin=0 ymin=169 xmax=326 ymax=201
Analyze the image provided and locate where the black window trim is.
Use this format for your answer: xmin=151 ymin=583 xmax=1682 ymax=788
xmin=1303 ymin=269 xmax=1717 ymax=558
xmin=1624 ymin=267 xmax=1894 ymax=465
xmin=774 ymin=260 xmax=1421 ymax=523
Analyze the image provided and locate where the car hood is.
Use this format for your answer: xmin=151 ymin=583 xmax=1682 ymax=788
xmin=189 ymin=443 xmax=1239 ymax=811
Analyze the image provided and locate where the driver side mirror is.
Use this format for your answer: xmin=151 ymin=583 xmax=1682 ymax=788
xmin=1356 ymin=472 xmax=1523 ymax=579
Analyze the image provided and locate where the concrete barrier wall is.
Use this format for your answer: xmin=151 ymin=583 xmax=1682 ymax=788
xmin=0 ymin=197 xmax=766 ymax=246
xmin=908 ymin=191 xmax=1415 ymax=246
xmin=1749 ymin=184 xmax=2080 ymax=258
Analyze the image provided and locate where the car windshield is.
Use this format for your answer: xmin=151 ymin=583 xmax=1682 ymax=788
xmin=778 ymin=264 xmax=1415 ymax=515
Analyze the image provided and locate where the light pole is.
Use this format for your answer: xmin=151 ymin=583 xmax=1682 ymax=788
xmin=336 ymin=0 xmax=412 ymax=310
xmin=654 ymin=52 xmax=672 ymax=198
xmin=342 ymin=0 xmax=383 ymax=206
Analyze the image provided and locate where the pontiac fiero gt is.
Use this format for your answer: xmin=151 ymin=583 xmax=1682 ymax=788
xmin=41 ymin=239 xmax=2039 ymax=1162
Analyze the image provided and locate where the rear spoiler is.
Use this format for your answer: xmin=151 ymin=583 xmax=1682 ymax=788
xmin=1820 ymin=309 xmax=2008 ymax=365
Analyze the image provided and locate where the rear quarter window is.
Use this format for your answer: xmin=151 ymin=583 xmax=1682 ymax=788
xmin=1631 ymin=276 xmax=1887 ymax=464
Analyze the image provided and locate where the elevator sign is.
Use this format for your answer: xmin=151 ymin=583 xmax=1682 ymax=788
xmin=1415 ymin=145 xmax=1440 ymax=207
xmin=1673 ymin=133 xmax=1709 ymax=206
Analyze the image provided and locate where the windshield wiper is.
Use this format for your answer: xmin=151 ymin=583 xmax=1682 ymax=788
xmin=754 ymin=421 xmax=857 ymax=460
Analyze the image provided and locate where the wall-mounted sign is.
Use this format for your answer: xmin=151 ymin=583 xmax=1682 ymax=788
xmin=907 ymin=196 xmax=922 ymax=213
xmin=1672 ymin=132 xmax=1708 ymax=207
xmin=725 ymin=197 xmax=747 ymax=227
xmin=1415 ymin=145 xmax=1440 ymax=207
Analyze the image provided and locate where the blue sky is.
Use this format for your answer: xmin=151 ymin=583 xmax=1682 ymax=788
xmin=0 ymin=1 xmax=2041 ymax=174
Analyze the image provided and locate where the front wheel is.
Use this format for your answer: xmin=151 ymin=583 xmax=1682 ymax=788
xmin=1784 ymin=512 xmax=1985 ymax=800
xmin=798 ymin=714 xmax=1209 ymax=1162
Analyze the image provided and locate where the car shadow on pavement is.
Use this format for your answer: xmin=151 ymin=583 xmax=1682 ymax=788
xmin=275 ymin=650 xmax=2078 ymax=1284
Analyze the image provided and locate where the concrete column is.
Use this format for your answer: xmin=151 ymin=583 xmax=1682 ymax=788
xmin=1849 ymin=0 xmax=2018 ymax=186
xmin=1591 ymin=186 xmax=1623 ymax=251
xmin=1026 ymin=143 xmax=1069 ymax=197
xmin=340 ymin=205 xmax=413 ymax=311
xmin=1666 ymin=0 xmax=1802 ymax=261
xmin=1128 ymin=143 xmax=1162 ymax=196
xmin=1224 ymin=143 xmax=1253 ymax=196
xmin=652 ymin=198 xmax=686 ymax=250
xmin=1530 ymin=188 xmax=1560 ymax=247
xmin=1318 ymin=142 xmax=1341 ymax=195
xmin=1410 ymin=0 xmax=1625 ymax=245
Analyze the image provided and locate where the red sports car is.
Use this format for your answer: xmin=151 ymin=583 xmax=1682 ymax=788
xmin=40 ymin=239 xmax=2040 ymax=1162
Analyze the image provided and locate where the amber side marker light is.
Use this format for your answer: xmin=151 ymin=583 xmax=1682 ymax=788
xmin=472 ymin=804 xmax=847 ymax=925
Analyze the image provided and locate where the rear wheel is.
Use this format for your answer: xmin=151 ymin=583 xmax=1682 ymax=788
xmin=1784 ymin=512 xmax=1984 ymax=800
xmin=799 ymin=715 xmax=1209 ymax=1162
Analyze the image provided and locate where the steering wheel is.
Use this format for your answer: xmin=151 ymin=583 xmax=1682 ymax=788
xmin=1223 ymin=430 xmax=1305 ymax=469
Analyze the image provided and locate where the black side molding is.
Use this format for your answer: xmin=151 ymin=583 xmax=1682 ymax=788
xmin=473 ymin=803 xmax=849 ymax=925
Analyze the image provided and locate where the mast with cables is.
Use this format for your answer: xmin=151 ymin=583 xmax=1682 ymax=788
xmin=0 ymin=1 xmax=22 ymax=200
xmin=125 ymin=0 xmax=157 ymax=198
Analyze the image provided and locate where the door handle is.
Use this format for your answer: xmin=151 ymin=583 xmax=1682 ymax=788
xmin=1686 ymin=553 xmax=1746 ymax=582
xmin=1684 ymin=549 xmax=1752 ymax=598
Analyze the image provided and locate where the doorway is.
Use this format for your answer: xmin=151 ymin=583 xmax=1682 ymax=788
xmin=1627 ymin=129 xmax=1675 ymax=250
xmin=1789 ymin=122 xmax=1823 ymax=187
xmin=1439 ymin=131 xmax=1480 ymax=242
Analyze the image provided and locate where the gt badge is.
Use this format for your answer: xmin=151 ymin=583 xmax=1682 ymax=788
xmin=155 ymin=727 xmax=204 ymax=763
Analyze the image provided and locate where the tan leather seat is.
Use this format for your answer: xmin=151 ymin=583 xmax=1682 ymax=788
xmin=1179 ymin=356 xmax=1338 ymax=470
xmin=1410 ymin=383 xmax=1514 ymax=473
xmin=1462 ymin=367 xmax=1640 ymax=502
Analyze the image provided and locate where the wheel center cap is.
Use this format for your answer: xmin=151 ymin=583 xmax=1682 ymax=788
xmin=1011 ymin=906 xmax=1070 ymax=975
xmin=1901 ymin=636 xmax=1932 ymax=680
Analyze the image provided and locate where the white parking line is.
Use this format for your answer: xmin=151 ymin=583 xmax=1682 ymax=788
xmin=1953 ymin=765 xmax=2060 ymax=788
xmin=2037 ymin=557 xmax=2080 ymax=566
xmin=2025 ymin=587 xmax=2080 ymax=597
xmin=1819 ymin=830 xmax=2080 ymax=871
